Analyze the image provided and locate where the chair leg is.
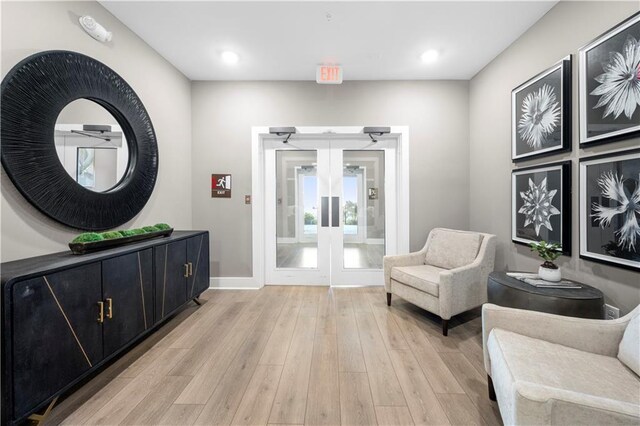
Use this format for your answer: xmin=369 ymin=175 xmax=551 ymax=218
xmin=488 ymin=375 xmax=497 ymax=401
xmin=386 ymin=292 xmax=392 ymax=306
xmin=442 ymin=319 xmax=449 ymax=336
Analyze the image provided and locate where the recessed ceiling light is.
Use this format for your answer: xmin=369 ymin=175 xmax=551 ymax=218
xmin=421 ymin=49 xmax=439 ymax=63
xmin=221 ymin=51 xmax=239 ymax=64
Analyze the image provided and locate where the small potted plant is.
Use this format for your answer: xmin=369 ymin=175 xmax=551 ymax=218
xmin=529 ymin=241 xmax=562 ymax=282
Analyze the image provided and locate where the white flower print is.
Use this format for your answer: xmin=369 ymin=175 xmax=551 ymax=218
xmin=519 ymin=177 xmax=561 ymax=236
xmin=518 ymin=84 xmax=561 ymax=150
xmin=591 ymin=35 xmax=640 ymax=120
xmin=591 ymin=171 xmax=640 ymax=252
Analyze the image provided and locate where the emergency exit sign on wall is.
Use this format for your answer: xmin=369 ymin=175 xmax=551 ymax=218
xmin=316 ymin=65 xmax=343 ymax=84
xmin=211 ymin=174 xmax=231 ymax=198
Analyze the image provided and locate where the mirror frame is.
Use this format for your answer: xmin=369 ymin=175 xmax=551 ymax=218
xmin=1 ymin=51 xmax=159 ymax=230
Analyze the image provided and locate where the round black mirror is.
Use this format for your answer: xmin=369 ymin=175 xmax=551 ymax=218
xmin=55 ymin=99 xmax=131 ymax=193
xmin=1 ymin=51 xmax=159 ymax=230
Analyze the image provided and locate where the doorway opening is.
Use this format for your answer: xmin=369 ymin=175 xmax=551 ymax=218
xmin=252 ymin=126 xmax=409 ymax=287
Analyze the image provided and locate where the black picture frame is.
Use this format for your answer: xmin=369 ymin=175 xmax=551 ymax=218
xmin=1 ymin=51 xmax=159 ymax=230
xmin=512 ymin=56 xmax=572 ymax=162
xmin=579 ymin=149 xmax=640 ymax=271
xmin=512 ymin=161 xmax=572 ymax=255
xmin=579 ymin=12 xmax=640 ymax=146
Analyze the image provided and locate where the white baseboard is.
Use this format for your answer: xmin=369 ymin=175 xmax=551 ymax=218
xmin=365 ymin=238 xmax=385 ymax=245
xmin=330 ymin=283 xmax=384 ymax=288
xmin=276 ymin=237 xmax=297 ymax=243
xmin=209 ymin=277 xmax=261 ymax=290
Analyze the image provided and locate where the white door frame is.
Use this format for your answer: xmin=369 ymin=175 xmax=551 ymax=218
xmin=250 ymin=126 xmax=410 ymax=289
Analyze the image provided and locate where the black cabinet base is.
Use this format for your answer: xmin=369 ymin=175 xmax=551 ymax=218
xmin=1 ymin=231 xmax=210 ymax=425
xmin=18 ymin=295 xmax=204 ymax=426
xmin=26 ymin=395 xmax=58 ymax=424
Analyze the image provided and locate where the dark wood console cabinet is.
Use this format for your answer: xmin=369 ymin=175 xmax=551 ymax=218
xmin=1 ymin=231 xmax=209 ymax=425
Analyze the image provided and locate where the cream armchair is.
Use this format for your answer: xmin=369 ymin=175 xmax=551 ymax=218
xmin=483 ymin=304 xmax=640 ymax=425
xmin=383 ymin=228 xmax=496 ymax=335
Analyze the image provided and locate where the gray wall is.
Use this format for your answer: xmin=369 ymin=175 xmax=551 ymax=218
xmin=1 ymin=1 xmax=193 ymax=262
xmin=191 ymin=81 xmax=470 ymax=276
xmin=469 ymin=1 xmax=640 ymax=314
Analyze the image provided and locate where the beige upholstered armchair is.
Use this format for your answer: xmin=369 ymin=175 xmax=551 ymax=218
xmin=383 ymin=228 xmax=496 ymax=335
xmin=483 ymin=304 xmax=640 ymax=425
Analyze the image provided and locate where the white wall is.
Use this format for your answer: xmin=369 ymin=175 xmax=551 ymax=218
xmin=469 ymin=1 xmax=640 ymax=314
xmin=191 ymin=81 xmax=470 ymax=277
xmin=1 ymin=1 xmax=193 ymax=262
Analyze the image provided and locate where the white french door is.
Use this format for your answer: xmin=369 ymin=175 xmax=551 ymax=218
xmin=264 ymin=137 xmax=397 ymax=286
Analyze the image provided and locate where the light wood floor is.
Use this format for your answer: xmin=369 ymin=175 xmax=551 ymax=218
xmin=46 ymin=286 xmax=502 ymax=426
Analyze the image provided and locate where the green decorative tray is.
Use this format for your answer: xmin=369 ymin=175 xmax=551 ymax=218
xmin=69 ymin=228 xmax=173 ymax=255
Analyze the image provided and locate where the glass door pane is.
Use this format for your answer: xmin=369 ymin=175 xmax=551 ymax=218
xmin=276 ymin=150 xmax=318 ymax=268
xmin=302 ymin=175 xmax=318 ymax=239
xmin=342 ymin=150 xmax=385 ymax=269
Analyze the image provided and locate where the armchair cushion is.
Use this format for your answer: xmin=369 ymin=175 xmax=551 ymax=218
xmin=390 ymin=265 xmax=444 ymax=297
xmin=425 ymin=229 xmax=482 ymax=269
xmin=618 ymin=312 xmax=640 ymax=376
xmin=488 ymin=328 xmax=640 ymax=425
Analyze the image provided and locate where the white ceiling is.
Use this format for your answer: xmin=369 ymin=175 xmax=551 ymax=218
xmin=100 ymin=1 xmax=556 ymax=81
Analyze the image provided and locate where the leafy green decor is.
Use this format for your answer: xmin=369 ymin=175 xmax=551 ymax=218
xmin=71 ymin=233 xmax=105 ymax=243
xmin=69 ymin=224 xmax=173 ymax=255
xmin=101 ymin=231 xmax=122 ymax=240
xmin=529 ymin=240 xmax=561 ymax=269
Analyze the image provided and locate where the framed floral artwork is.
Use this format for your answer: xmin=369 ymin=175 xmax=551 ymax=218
xmin=580 ymin=149 xmax=640 ymax=270
xmin=579 ymin=12 xmax=640 ymax=145
xmin=512 ymin=161 xmax=572 ymax=254
xmin=512 ymin=56 xmax=572 ymax=162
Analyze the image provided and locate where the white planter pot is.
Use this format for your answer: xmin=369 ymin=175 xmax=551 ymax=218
xmin=538 ymin=265 xmax=561 ymax=282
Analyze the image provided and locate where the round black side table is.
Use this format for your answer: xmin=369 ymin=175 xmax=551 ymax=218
xmin=487 ymin=272 xmax=604 ymax=319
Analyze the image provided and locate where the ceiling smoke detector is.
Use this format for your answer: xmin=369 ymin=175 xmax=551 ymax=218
xmin=79 ymin=16 xmax=112 ymax=43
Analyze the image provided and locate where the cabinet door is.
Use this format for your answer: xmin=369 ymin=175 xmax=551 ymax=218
xmin=154 ymin=240 xmax=187 ymax=322
xmin=102 ymin=249 xmax=154 ymax=358
xmin=187 ymin=233 xmax=210 ymax=299
xmin=11 ymin=264 xmax=103 ymax=420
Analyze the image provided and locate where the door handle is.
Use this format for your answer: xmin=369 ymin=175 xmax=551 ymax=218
xmin=184 ymin=263 xmax=189 ymax=278
xmin=321 ymin=197 xmax=329 ymax=227
xmin=106 ymin=298 xmax=113 ymax=319
xmin=188 ymin=262 xmax=193 ymax=277
xmin=331 ymin=196 xmax=340 ymax=227
xmin=97 ymin=301 xmax=104 ymax=323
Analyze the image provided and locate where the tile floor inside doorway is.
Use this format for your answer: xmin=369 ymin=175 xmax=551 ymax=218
xmin=277 ymin=244 xmax=385 ymax=269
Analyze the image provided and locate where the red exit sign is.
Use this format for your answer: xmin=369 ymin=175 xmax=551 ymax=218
xmin=316 ymin=65 xmax=343 ymax=84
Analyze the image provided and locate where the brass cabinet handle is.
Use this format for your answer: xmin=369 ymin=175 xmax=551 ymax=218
xmin=106 ymin=298 xmax=113 ymax=319
xmin=97 ymin=301 xmax=104 ymax=323
xmin=188 ymin=262 xmax=193 ymax=277
xmin=184 ymin=263 xmax=189 ymax=278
